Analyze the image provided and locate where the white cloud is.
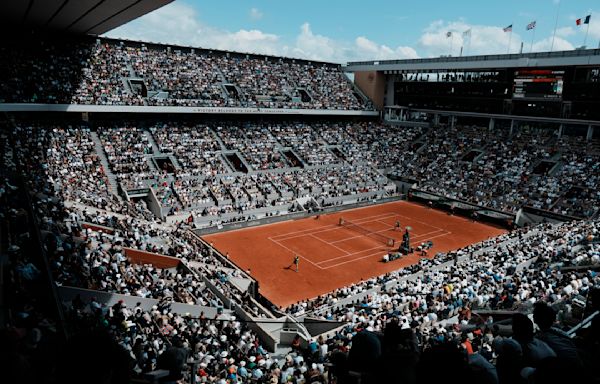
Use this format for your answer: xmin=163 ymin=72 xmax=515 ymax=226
xmin=288 ymin=23 xmax=418 ymax=62
xmin=532 ymin=36 xmax=575 ymax=52
xmin=249 ymin=8 xmax=263 ymax=21
xmin=105 ymin=2 xmax=585 ymax=63
xmin=354 ymin=36 xmax=418 ymax=60
xmin=417 ymin=19 xmax=582 ymax=57
xmin=106 ymin=2 xmax=282 ymax=55
xmin=292 ymin=22 xmax=340 ymax=61
xmin=105 ymin=3 xmax=417 ymax=63
xmin=555 ymin=26 xmax=575 ymax=37
xmin=419 ymin=20 xmax=523 ymax=57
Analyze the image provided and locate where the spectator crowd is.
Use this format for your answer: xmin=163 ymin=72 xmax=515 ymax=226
xmin=4 ymin=118 xmax=600 ymax=383
xmin=11 ymin=119 xmax=600 ymax=234
xmin=3 ymin=32 xmax=600 ymax=384
xmin=1 ymin=38 xmax=369 ymax=110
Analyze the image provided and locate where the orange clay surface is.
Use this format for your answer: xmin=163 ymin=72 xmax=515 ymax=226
xmin=203 ymin=201 xmax=507 ymax=308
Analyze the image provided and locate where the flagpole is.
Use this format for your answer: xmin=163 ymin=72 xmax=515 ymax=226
xmin=507 ymin=24 xmax=513 ymax=53
xmin=462 ymin=30 xmax=471 ymax=56
xmin=551 ymin=0 xmax=560 ymax=51
xmin=584 ymin=18 xmax=591 ymax=47
xmin=468 ymin=32 xmax=472 ymax=55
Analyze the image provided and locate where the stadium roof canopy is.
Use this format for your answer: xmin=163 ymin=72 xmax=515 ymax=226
xmin=0 ymin=0 xmax=173 ymax=35
xmin=344 ymin=49 xmax=600 ymax=72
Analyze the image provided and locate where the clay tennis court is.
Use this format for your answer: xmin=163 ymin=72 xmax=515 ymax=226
xmin=203 ymin=201 xmax=506 ymax=308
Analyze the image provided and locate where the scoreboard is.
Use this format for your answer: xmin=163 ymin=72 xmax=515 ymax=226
xmin=513 ymin=69 xmax=564 ymax=100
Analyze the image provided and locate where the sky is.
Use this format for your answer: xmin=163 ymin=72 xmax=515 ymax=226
xmin=104 ymin=0 xmax=600 ymax=63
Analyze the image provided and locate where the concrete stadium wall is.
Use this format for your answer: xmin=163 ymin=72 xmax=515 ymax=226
xmin=0 ymin=103 xmax=379 ymax=116
xmin=58 ymin=286 xmax=228 ymax=318
xmin=193 ymin=195 xmax=404 ymax=236
xmin=234 ymin=308 xmax=280 ymax=352
xmin=516 ymin=207 xmax=575 ymax=226
xmin=354 ymin=71 xmax=386 ymax=110
xmin=81 ymin=222 xmax=114 ymax=234
xmin=302 ymin=317 xmax=346 ymax=337
xmin=124 ymin=247 xmax=181 ymax=269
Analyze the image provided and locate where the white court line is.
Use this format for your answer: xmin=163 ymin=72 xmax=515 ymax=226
xmin=391 ymin=213 xmax=447 ymax=232
xmin=272 ymin=212 xmax=398 ymax=242
xmin=270 ymin=211 xmax=397 ymax=241
xmin=328 ymin=225 xmax=401 ymax=244
xmin=411 ymin=231 xmax=452 ymax=244
xmin=321 ymin=250 xmax=387 ymax=269
xmin=342 ymin=211 xmax=441 ymax=233
xmin=415 ymin=231 xmax=453 ymax=243
xmin=269 ymin=223 xmax=339 ymax=239
xmin=309 ymin=234 xmax=350 ymax=255
xmin=268 ymin=237 xmax=324 ymax=270
xmin=326 ymin=222 xmax=443 ymax=246
xmin=376 ymin=219 xmax=397 ymax=228
xmin=319 ymin=230 xmax=453 ymax=269
xmin=268 ymin=207 xmax=454 ymax=270
xmin=409 ymin=229 xmax=446 ymax=240
xmin=315 ymin=243 xmax=389 ymax=265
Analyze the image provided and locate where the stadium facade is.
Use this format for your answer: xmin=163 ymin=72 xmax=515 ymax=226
xmin=348 ymin=49 xmax=600 ymax=120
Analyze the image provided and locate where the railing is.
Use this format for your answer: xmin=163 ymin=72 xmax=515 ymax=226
xmin=409 ymin=188 xmax=516 ymax=218
xmin=192 ymin=193 xmax=404 ymax=236
xmin=567 ymin=310 xmax=599 ymax=338
xmin=347 ymin=48 xmax=600 ymax=67
xmin=18 ymin=180 xmax=68 ymax=338
xmin=521 ymin=205 xmax=582 ymax=222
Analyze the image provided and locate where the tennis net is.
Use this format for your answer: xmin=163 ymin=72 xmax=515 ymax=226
xmin=340 ymin=219 xmax=395 ymax=247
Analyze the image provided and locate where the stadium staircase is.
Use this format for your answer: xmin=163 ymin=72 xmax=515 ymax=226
xmin=222 ymin=150 xmax=252 ymax=173
xmin=211 ymin=128 xmax=255 ymax=173
xmin=120 ymin=78 xmax=133 ymax=95
xmin=144 ymin=129 xmax=161 ymax=155
xmin=271 ymin=134 xmax=308 ymax=168
xmin=125 ymin=62 xmax=137 ymax=78
xmin=143 ymin=130 xmax=160 ymax=173
xmin=412 ymin=127 xmax=431 ymax=143
xmin=90 ymin=131 xmax=120 ymax=198
xmin=344 ymin=73 xmax=373 ymax=108
xmin=169 ymin=154 xmax=182 ymax=170
xmin=187 ymin=261 xmax=254 ymax=293
xmin=221 ymin=81 xmax=247 ymax=105
xmin=210 ymin=127 xmax=229 ymax=152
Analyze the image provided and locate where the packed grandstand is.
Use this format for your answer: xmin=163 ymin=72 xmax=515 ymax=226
xmin=0 ymin=37 xmax=371 ymax=110
xmin=1 ymin=28 xmax=600 ymax=384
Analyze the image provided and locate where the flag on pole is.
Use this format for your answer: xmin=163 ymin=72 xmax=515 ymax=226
xmin=527 ymin=21 xmax=537 ymax=30
xmin=463 ymin=28 xmax=472 ymax=38
xmin=577 ymin=15 xmax=592 ymax=25
xmin=446 ymin=31 xmax=452 ymax=38
xmin=503 ymin=24 xmax=513 ymax=32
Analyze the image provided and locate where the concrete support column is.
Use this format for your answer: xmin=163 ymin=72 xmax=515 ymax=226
xmin=557 ymin=124 xmax=564 ymax=139
xmin=587 ymin=125 xmax=594 ymax=141
xmin=489 ymin=118 xmax=495 ymax=131
xmin=385 ymin=76 xmax=395 ymax=107
xmin=510 ymin=120 xmax=515 ymax=136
